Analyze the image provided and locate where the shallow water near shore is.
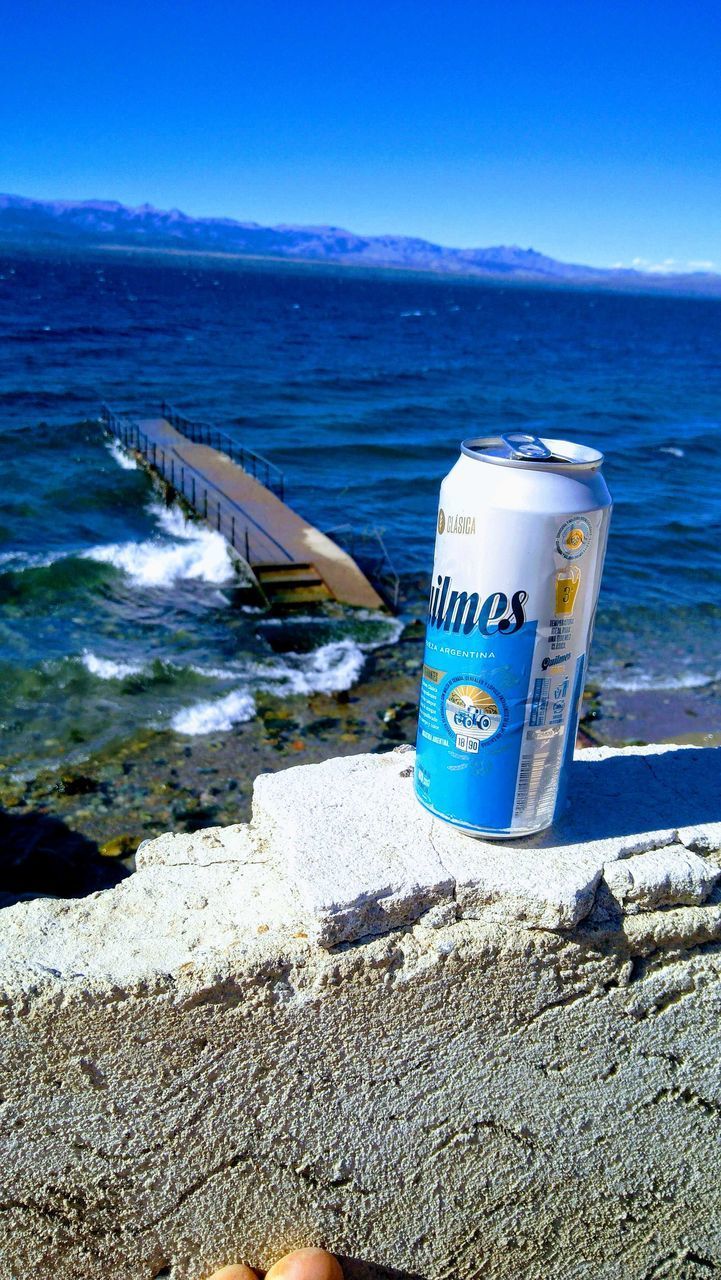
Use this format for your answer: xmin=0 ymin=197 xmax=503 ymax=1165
xmin=1 ymin=249 xmax=720 ymax=882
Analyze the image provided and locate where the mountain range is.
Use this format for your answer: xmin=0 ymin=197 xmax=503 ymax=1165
xmin=1 ymin=193 xmax=719 ymax=295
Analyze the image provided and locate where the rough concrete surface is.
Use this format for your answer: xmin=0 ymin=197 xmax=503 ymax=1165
xmin=1 ymin=743 xmax=720 ymax=1280
xmin=603 ymin=844 xmax=718 ymax=914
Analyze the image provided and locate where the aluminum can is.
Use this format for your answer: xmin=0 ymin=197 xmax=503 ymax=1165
xmin=414 ymin=432 xmax=612 ymax=837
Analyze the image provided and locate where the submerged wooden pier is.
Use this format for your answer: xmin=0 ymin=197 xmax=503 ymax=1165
xmin=101 ymin=402 xmax=397 ymax=610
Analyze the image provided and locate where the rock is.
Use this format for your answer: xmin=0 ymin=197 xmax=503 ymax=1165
xmin=56 ymin=771 xmax=100 ymax=796
xmin=251 ymin=743 xmax=721 ymax=944
xmin=252 ymin=751 xmax=455 ymax=947
xmin=677 ymin=821 xmax=721 ymax=853
xmin=99 ymin=832 xmax=137 ymax=858
xmin=1 ymin=743 xmax=721 ymax=1280
xmin=135 ymin=823 xmax=257 ymax=869
xmin=603 ymin=844 xmax=720 ymax=913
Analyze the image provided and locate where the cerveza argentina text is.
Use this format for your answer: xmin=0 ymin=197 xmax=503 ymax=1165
xmin=428 ymin=575 xmax=528 ymax=636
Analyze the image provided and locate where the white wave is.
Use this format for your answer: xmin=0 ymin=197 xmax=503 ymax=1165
xmin=75 ymin=618 xmax=394 ymax=741
xmin=81 ymin=650 xmax=144 ymax=679
xmin=258 ymin=614 xmax=326 ymax=627
xmin=259 ymin=609 xmax=404 ymax=649
xmin=598 ymin=667 xmax=717 ymax=692
xmin=358 ymin=612 xmax=405 ymax=647
xmin=189 ymin=663 xmax=243 ymax=681
xmin=0 ymin=548 xmax=64 ymax=571
xmin=659 ymin=446 xmax=685 ymax=458
xmin=82 ymin=652 xmax=243 ymax=684
xmin=147 ymin=501 xmax=199 ymax=540
xmin=254 ymin=638 xmax=367 ymax=696
xmin=106 ymin=439 xmax=138 ymax=470
xmin=83 ymin=517 xmax=233 ymax=588
xmin=171 ymin=688 xmax=256 ymax=735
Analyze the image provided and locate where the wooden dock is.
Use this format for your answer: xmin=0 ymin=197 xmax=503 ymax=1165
xmin=101 ymin=403 xmax=391 ymax=610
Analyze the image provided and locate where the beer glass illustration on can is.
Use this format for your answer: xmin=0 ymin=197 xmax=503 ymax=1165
xmin=414 ymin=431 xmax=612 ymax=838
xmin=555 ymin=566 xmax=581 ymax=615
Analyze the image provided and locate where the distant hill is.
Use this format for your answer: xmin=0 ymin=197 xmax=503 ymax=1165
xmin=1 ymin=193 xmax=720 ymax=295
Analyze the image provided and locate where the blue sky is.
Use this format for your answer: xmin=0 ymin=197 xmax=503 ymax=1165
xmin=2 ymin=0 xmax=720 ymax=268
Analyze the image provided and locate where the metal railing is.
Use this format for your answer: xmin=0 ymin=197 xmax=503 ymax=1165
xmin=100 ymin=403 xmax=291 ymax=571
xmin=101 ymin=405 xmax=142 ymax=451
xmin=160 ymin=400 xmax=285 ymax=500
xmin=100 ymin=405 xmax=400 ymax=611
xmin=325 ymin=524 xmax=401 ymax=610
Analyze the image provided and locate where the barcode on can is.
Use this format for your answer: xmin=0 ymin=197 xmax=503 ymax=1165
xmin=514 ymin=752 xmax=546 ymax=818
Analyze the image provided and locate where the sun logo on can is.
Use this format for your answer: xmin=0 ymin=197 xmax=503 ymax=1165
xmin=556 ymin=515 xmax=592 ymax=560
xmin=437 ymin=508 xmax=446 ymax=534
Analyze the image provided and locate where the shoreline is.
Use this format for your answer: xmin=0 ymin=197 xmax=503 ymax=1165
xmin=2 ymin=619 xmax=719 ymax=904
xmin=5 ymin=241 xmax=721 ymax=301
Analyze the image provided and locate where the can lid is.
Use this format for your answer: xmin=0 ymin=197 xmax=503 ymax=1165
xmin=461 ymin=434 xmax=604 ymax=471
xmin=500 ymin=431 xmax=553 ymax=460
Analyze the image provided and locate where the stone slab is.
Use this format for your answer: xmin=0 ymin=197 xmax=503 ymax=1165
xmin=251 ymin=743 xmax=721 ymax=945
xmin=603 ymin=843 xmax=720 ymax=913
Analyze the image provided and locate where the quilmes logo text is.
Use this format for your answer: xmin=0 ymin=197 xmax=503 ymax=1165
xmin=428 ymin=575 xmax=528 ymax=636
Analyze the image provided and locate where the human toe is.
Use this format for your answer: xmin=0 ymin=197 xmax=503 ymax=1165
xmin=265 ymin=1247 xmax=343 ymax=1280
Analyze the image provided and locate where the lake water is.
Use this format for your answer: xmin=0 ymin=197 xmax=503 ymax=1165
xmin=1 ymin=250 xmax=719 ymax=775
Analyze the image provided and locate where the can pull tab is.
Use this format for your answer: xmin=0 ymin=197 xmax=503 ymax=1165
xmin=501 ymin=431 xmax=553 ymax=461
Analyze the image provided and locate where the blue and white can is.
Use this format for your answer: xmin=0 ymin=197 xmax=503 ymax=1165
xmin=414 ymin=433 xmax=612 ymax=837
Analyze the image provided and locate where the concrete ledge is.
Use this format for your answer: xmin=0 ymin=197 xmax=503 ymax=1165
xmin=1 ymin=744 xmax=721 ymax=1279
xmin=250 ymin=743 xmax=721 ymax=943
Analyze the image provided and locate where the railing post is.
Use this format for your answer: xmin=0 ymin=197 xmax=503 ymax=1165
xmin=204 ymin=489 xmax=208 ymax=518
xmin=192 ymin=477 xmax=196 ymax=507
xmin=153 ymin=443 xmax=157 ymax=467
xmin=245 ymin=528 xmax=250 ymax=562
xmin=181 ymin=466 xmax=185 ymax=494
xmin=171 ymin=458 xmax=175 ymax=487
xmin=231 ymin=516 xmax=235 ymax=547
xmin=217 ymin=502 xmax=221 ymax=531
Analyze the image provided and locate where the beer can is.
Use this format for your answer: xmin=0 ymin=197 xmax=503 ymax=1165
xmin=414 ymin=432 xmax=612 ymax=838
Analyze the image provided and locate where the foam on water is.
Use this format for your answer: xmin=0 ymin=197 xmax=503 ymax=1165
xmin=82 ymin=502 xmax=233 ymax=588
xmin=147 ymin=502 xmax=201 ymax=540
xmin=83 ymin=535 xmax=232 ymax=588
xmin=170 ymin=638 xmax=378 ymax=736
xmin=597 ymin=666 xmax=718 ymax=692
xmin=106 ymin=439 xmax=138 ymax=470
xmin=255 ymin=637 xmax=367 ymax=696
xmin=0 ymin=548 xmax=65 ymax=571
xmin=81 ymin=650 xmax=144 ymax=679
xmin=171 ymin=689 xmax=256 ymax=735
xmin=259 ymin=610 xmax=404 ymax=646
xmin=358 ymin=612 xmax=405 ymax=645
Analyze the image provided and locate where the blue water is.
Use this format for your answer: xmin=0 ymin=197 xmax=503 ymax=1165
xmin=1 ymin=250 xmax=720 ymax=772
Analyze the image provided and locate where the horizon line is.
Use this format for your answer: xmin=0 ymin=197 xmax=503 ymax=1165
xmin=1 ymin=189 xmax=718 ymax=281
